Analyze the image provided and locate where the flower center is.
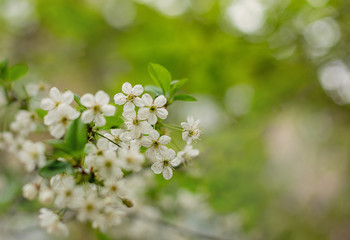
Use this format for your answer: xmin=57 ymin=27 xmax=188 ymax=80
xmin=93 ymin=105 xmax=100 ymax=112
xmin=153 ymin=141 xmax=159 ymax=147
xmin=111 ymin=185 xmax=118 ymax=192
xmin=150 ymin=106 xmax=156 ymax=112
xmin=163 ymin=160 xmax=169 ymax=166
xmin=127 ymin=94 xmax=135 ymax=101
xmin=86 ymin=203 xmax=94 ymax=212
xmin=105 ymin=160 xmax=112 ymax=168
xmin=133 ymin=119 xmax=140 ymax=126
xmin=65 ymin=190 xmax=72 ymax=197
xmin=61 ymin=116 xmax=68 ymax=125
xmin=97 ymin=150 xmax=103 ymax=156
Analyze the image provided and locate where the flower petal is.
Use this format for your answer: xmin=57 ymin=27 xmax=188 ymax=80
xmin=156 ymin=108 xmax=168 ymax=120
xmin=49 ymin=87 xmax=61 ymax=102
xmin=95 ymin=114 xmax=106 ymax=127
xmin=44 ymin=111 xmax=58 ymax=125
xmin=81 ymin=109 xmax=94 ymax=123
xmin=123 ymin=102 xmax=135 ymax=112
xmin=114 ymin=93 xmax=127 ymax=105
xmin=40 ymin=98 xmax=55 ymax=111
xmin=140 ymin=136 xmax=153 ymax=147
xmin=95 ymin=91 xmax=110 ymax=106
xmin=154 ymin=95 xmax=167 ymax=107
xmin=159 ymin=135 xmax=171 ymax=145
xmin=122 ymin=82 xmax=132 ymax=95
xmin=148 ymin=112 xmax=158 ymax=125
xmin=133 ymin=97 xmax=144 ymax=107
xmin=138 ymin=107 xmax=150 ymax=120
xmin=102 ymin=105 xmax=116 ymax=116
xmin=171 ymin=157 xmax=182 ymax=167
xmin=80 ymin=93 xmax=95 ymax=107
xmin=142 ymin=94 xmax=153 ymax=106
xmin=122 ymin=110 xmax=136 ymax=120
xmin=162 ymin=167 xmax=173 ymax=180
xmin=49 ymin=124 xmax=66 ymax=139
xmin=131 ymin=84 xmax=144 ymax=96
xmin=149 ymin=130 xmax=159 ymax=140
xmin=151 ymin=161 xmax=163 ymax=174
xmin=62 ymin=91 xmax=74 ymax=105
xmin=166 ymin=148 xmax=176 ymax=159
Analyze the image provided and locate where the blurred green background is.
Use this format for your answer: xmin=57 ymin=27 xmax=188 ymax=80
xmin=1 ymin=0 xmax=350 ymax=239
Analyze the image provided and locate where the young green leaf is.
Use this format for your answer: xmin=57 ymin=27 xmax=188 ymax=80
xmin=173 ymin=94 xmax=197 ymax=102
xmin=39 ymin=160 xmax=73 ymax=178
xmin=0 ymin=60 xmax=8 ymax=80
xmin=8 ymin=63 xmax=28 ymax=81
xmin=65 ymin=118 xmax=87 ymax=151
xmin=98 ymin=116 xmax=124 ymax=130
xmin=148 ymin=63 xmax=171 ymax=95
xmin=144 ymin=85 xmax=163 ymax=96
xmin=170 ymin=78 xmax=188 ymax=97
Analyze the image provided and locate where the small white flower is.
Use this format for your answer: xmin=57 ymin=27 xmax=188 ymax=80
xmin=123 ymin=110 xmax=152 ymax=139
xmin=40 ymin=87 xmax=74 ymax=112
xmin=44 ymin=104 xmax=80 ymax=139
xmin=138 ymin=94 xmax=168 ymax=124
xmin=103 ymin=129 xmax=130 ymax=150
xmin=114 ymin=82 xmax=144 ymax=111
xmin=18 ymin=140 xmax=46 ymax=172
xmin=0 ymin=131 xmax=13 ymax=150
xmin=22 ymin=183 xmax=38 ymax=200
xmin=39 ymin=188 xmax=55 ymax=205
xmin=10 ymin=110 xmax=37 ymax=136
xmin=151 ymin=148 xmax=179 ymax=180
xmin=101 ymin=178 xmax=127 ymax=199
xmin=95 ymin=150 xmax=123 ymax=180
xmin=77 ymin=190 xmax=103 ymax=222
xmin=52 ymin=176 xmax=84 ymax=209
xmin=141 ymin=129 xmax=171 ymax=160
xmin=84 ymin=138 xmax=110 ymax=168
xmin=26 ymin=82 xmax=48 ymax=97
xmin=80 ymin=90 xmax=116 ymax=127
xmin=176 ymin=144 xmax=199 ymax=165
xmin=92 ymin=207 xmax=125 ymax=232
xmin=39 ymin=208 xmax=69 ymax=237
xmin=119 ymin=140 xmax=144 ymax=172
xmin=181 ymin=116 xmax=201 ymax=143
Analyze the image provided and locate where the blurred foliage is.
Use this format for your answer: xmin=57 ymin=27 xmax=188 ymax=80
xmin=1 ymin=0 xmax=350 ymax=239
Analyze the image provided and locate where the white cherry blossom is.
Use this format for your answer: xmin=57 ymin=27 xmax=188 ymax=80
xmin=10 ymin=110 xmax=36 ymax=136
xmin=84 ymin=138 xmax=110 ymax=168
xmin=119 ymin=140 xmax=145 ymax=172
xmin=44 ymin=104 xmax=80 ymax=139
xmin=138 ymin=94 xmax=168 ymax=124
xmin=103 ymin=129 xmax=130 ymax=150
xmin=39 ymin=208 xmax=69 ymax=237
xmin=52 ymin=175 xmax=84 ymax=209
xmin=22 ymin=183 xmax=38 ymax=200
xmin=77 ymin=190 xmax=104 ymax=222
xmin=114 ymin=82 xmax=144 ymax=111
xmin=141 ymin=129 xmax=171 ymax=160
xmin=95 ymin=150 xmax=123 ymax=180
xmin=39 ymin=188 xmax=54 ymax=205
xmin=181 ymin=116 xmax=201 ymax=143
xmin=18 ymin=140 xmax=46 ymax=172
xmin=151 ymin=148 xmax=179 ymax=180
xmin=123 ymin=110 xmax=152 ymax=139
xmin=40 ymin=87 xmax=74 ymax=112
xmin=176 ymin=144 xmax=199 ymax=165
xmin=81 ymin=90 xmax=116 ymax=127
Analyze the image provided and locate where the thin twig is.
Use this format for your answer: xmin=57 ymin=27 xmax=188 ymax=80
xmin=93 ymin=131 xmax=121 ymax=148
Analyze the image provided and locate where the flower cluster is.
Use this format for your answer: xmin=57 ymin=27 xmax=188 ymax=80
xmin=0 ymin=62 xmax=201 ymax=237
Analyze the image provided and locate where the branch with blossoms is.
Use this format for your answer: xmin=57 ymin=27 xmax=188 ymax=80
xmin=0 ymin=61 xmax=202 ymax=237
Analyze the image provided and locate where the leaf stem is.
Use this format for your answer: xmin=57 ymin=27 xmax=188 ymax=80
xmin=93 ymin=131 xmax=121 ymax=148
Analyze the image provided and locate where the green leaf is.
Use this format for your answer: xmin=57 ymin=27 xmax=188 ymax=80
xmin=170 ymin=78 xmax=188 ymax=97
xmin=65 ymin=118 xmax=87 ymax=151
xmin=96 ymin=229 xmax=112 ymax=240
xmin=8 ymin=63 xmax=28 ymax=81
xmin=46 ymin=139 xmax=71 ymax=152
xmin=148 ymin=63 xmax=171 ymax=95
xmin=145 ymin=85 xmax=163 ymax=96
xmin=0 ymin=60 xmax=8 ymax=80
xmin=173 ymin=94 xmax=197 ymax=102
xmin=98 ymin=116 xmax=124 ymax=130
xmin=39 ymin=160 xmax=73 ymax=178
xmin=36 ymin=109 xmax=47 ymax=119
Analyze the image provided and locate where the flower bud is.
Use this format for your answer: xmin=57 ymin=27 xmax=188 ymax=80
xmin=22 ymin=183 xmax=38 ymax=200
xmin=39 ymin=188 xmax=54 ymax=205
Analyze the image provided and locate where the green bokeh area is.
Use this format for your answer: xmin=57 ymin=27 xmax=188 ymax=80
xmin=1 ymin=0 xmax=350 ymax=239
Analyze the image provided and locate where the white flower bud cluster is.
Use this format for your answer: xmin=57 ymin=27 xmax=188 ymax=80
xmin=0 ymin=77 xmax=201 ymax=237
